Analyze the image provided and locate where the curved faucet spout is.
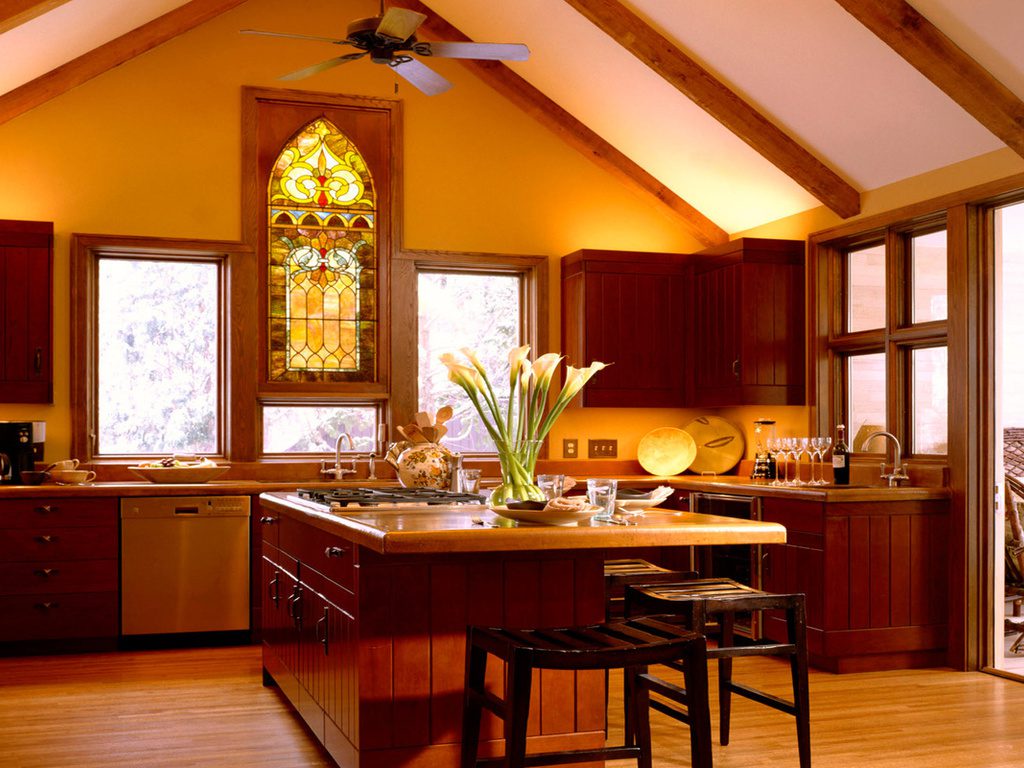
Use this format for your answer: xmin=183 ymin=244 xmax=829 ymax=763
xmin=862 ymin=430 xmax=908 ymax=486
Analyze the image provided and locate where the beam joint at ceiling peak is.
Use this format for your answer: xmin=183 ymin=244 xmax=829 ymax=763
xmin=563 ymin=0 xmax=861 ymax=219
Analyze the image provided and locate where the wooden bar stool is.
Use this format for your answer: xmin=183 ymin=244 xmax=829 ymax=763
xmin=461 ymin=616 xmax=713 ymax=768
xmin=603 ymin=558 xmax=698 ymax=619
xmin=625 ymin=578 xmax=811 ymax=768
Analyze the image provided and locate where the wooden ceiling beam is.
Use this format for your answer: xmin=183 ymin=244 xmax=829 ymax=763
xmin=0 ymin=0 xmax=247 ymax=127
xmin=835 ymin=0 xmax=1024 ymax=158
xmin=407 ymin=1 xmax=728 ymax=246
xmin=0 ymin=0 xmax=69 ymax=35
xmin=563 ymin=0 xmax=861 ymax=219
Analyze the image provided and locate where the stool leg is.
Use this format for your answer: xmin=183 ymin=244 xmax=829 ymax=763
xmin=461 ymin=633 xmax=488 ymax=768
xmin=788 ymin=599 xmax=812 ymax=768
xmin=630 ymin=668 xmax=654 ymax=768
xmin=504 ymin=649 xmax=534 ymax=768
xmin=682 ymin=638 xmax=714 ymax=768
xmin=718 ymin=608 xmax=735 ymax=746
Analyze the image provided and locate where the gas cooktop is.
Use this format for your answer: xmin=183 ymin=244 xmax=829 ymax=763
xmin=295 ymin=486 xmax=484 ymax=508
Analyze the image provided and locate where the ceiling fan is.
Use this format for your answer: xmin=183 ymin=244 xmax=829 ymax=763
xmin=242 ymin=4 xmax=530 ymax=96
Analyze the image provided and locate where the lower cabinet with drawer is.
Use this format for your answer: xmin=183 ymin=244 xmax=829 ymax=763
xmin=0 ymin=497 xmax=118 ymax=653
xmin=262 ymin=517 xmax=356 ymax=768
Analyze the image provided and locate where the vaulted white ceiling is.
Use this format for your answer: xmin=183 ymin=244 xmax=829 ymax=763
xmin=3 ymin=0 xmax=1024 ymax=234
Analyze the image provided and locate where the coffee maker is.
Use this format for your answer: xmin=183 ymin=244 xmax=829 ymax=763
xmin=0 ymin=421 xmax=35 ymax=484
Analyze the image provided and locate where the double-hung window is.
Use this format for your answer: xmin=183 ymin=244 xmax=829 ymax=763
xmin=816 ymin=219 xmax=949 ymax=458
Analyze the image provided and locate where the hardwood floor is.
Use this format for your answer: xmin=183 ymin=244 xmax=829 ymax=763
xmin=2 ymin=645 xmax=1024 ymax=767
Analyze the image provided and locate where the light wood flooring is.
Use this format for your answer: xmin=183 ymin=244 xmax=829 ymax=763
xmin=2 ymin=645 xmax=1024 ymax=767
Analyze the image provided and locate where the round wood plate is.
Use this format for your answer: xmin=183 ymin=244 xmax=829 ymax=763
xmin=683 ymin=416 xmax=745 ymax=474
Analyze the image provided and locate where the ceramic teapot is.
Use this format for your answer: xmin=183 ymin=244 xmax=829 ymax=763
xmin=385 ymin=440 xmax=457 ymax=489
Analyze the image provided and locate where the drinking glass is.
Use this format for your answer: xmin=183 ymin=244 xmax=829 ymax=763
xmin=457 ymin=468 xmax=482 ymax=495
xmin=537 ymin=473 xmax=566 ymax=500
xmin=791 ymin=437 xmax=809 ymax=486
xmin=587 ymin=478 xmax=618 ymax=521
xmin=767 ymin=437 xmax=785 ymax=486
xmin=811 ymin=436 xmax=832 ymax=485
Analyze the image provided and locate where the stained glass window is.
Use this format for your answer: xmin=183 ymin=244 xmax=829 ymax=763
xmin=267 ymin=118 xmax=376 ymax=382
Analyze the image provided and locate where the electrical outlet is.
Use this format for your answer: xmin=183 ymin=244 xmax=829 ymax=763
xmin=563 ymin=438 xmax=578 ymax=458
xmin=588 ymin=439 xmax=618 ymax=459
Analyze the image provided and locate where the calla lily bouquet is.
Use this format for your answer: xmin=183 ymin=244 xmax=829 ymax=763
xmin=440 ymin=346 xmax=607 ymax=503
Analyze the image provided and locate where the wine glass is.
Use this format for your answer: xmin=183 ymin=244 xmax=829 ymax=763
xmin=788 ymin=438 xmax=806 ymax=486
xmin=811 ymin=436 xmax=832 ymax=485
xmin=767 ymin=437 xmax=785 ymax=486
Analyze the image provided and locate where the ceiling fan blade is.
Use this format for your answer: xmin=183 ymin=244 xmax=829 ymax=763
xmin=279 ymin=52 xmax=366 ymax=81
xmin=390 ymin=56 xmax=453 ymax=96
xmin=240 ymin=29 xmax=345 ymax=45
xmin=375 ymin=7 xmax=426 ymax=41
xmin=419 ymin=41 xmax=530 ymax=62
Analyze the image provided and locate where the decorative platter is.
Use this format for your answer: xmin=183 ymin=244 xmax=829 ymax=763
xmin=637 ymin=427 xmax=697 ymax=476
xmin=127 ymin=465 xmax=229 ymax=484
xmin=488 ymin=503 xmax=601 ymax=526
xmin=682 ymin=415 xmax=745 ymax=474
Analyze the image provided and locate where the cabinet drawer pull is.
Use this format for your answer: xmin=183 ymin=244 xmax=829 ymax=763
xmin=34 ymin=601 xmax=60 ymax=611
xmin=34 ymin=347 xmax=43 ymax=374
xmin=33 ymin=534 xmax=59 ymax=544
xmin=316 ymin=608 xmax=330 ymax=654
xmin=34 ymin=505 xmax=58 ymax=515
xmin=34 ymin=568 xmax=59 ymax=578
xmin=325 ymin=546 xmax=345 ymax=559
xmin=268 ymin=572 xmax=281 ymax=606
xmin=259 ymin=516 xmax=276 ymax=525
xmin=732 ymin=359 xmax=742 ymax=379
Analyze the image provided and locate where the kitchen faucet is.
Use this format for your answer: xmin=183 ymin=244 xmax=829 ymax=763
xmin=863 ymin=430 xmax=910 ymax=487
xmin=321 ymin=432 xmax=357 ymax=480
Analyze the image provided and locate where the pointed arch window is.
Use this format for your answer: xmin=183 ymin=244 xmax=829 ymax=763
xmin=267 ymin=118 xmax=377 ymax=382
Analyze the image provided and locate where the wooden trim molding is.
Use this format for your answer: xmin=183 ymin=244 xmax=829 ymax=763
xmin=0 ymin=0 xmax=247 ymax=126
xmin=69 ymin=234 xmax=252 ymax=463
xmin=0 ymin=0 xmax=70 ymax=34
xmin=390 ymin=249 xmax=548 ymax=447
xmin=834 ymin=0 xmax=1024 ymax=159
xmin=407 ymin=1 xmax=727 ymax=247
xmin=563 ymin=0 xmax=860 ymax=219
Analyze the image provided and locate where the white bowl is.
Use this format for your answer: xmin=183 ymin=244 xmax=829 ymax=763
xmin=127 ymin=465 xmax=229 ymax=484
xmin=489 ymin=502 xmax=601 ymax=526
xmin=614 ymin=497 xmax=669 ymax=514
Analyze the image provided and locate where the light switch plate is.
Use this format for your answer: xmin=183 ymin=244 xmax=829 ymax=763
xmin=588 ymin=439 xmax=618 ymax=459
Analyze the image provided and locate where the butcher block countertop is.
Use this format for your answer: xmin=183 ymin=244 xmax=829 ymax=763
xmin=258 ymin=491 xmax=787 ymax=555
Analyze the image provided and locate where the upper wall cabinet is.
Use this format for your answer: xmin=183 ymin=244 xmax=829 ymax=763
xmin=0 ymin=220 xmax=52 ymax=404
xmin=561 ymin=250 xmax=688 ymax=407
xmin=691 ymin=238 xmax=805 ymax=407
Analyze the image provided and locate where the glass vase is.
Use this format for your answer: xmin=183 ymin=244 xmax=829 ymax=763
xmin=489 ymin=440 xmax=545 ymax=505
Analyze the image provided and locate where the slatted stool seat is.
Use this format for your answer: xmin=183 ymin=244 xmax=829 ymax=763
xmin=625 ymin=578 xmax=811 ymax=768
xmin=603 ymin=558 xmax=698 ymax=619
xmin=461 ymin=616 xmax=713 ymax=768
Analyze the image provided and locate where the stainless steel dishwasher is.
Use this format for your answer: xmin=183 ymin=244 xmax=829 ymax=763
xmin=121 ymin=496 xmax=250 ymax=636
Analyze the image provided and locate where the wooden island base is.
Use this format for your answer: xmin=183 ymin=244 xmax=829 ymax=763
xmin=258 ymin=493 xmax=786 ymax=768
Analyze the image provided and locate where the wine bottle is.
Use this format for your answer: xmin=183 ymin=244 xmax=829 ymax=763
xmin=832 ymin=424 xmax=850 ymax=485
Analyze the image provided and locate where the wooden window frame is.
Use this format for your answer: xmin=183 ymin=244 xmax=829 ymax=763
xmin=390 ymin=248 xmax=548 ymax=456
xmin=813 ymin=213 xmax=949 ymax=460
xmin=69 ymin=234 xmax=251 ymax=463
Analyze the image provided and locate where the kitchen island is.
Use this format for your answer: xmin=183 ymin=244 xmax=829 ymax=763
xmin=256 ymin=491 xmax=786 ymax=768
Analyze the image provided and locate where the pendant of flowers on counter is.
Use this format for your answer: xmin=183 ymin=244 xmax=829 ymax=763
xmin=440 ymin=345 xmax=608 ymax=505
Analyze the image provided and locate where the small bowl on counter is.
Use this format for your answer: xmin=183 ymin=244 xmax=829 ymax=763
xmin=18 ymin=470 xmax=49 ymax=485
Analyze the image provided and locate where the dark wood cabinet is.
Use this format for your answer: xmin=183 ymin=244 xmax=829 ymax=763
xmin=0 ymin=220 xmax=53 ymax=403
xmin=691 ymin=237 xmax=805 ymax=406
xmin=761 ymin=495 xmax=949 ymax=672
xmin=561 ymin=249 xmax=688 ymax=407
xmin=0 ymin=497 xmax=118 ymax=653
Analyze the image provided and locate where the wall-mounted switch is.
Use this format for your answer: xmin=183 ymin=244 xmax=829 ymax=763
xmin=563 ymin=438 xmax=578 ymax=458
xmin=588 ymin=439 xmax=618 ymax=459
